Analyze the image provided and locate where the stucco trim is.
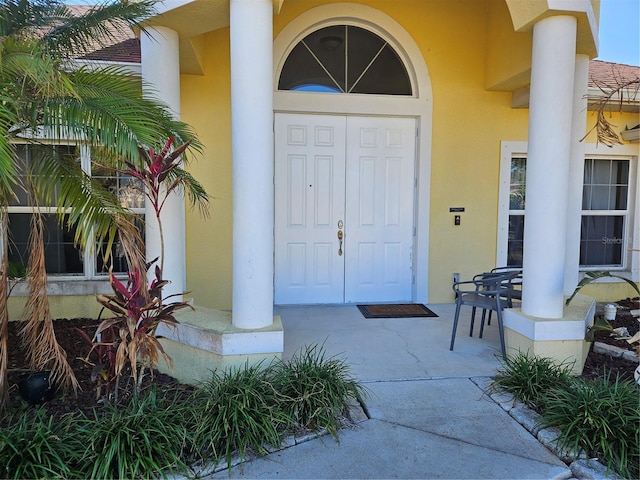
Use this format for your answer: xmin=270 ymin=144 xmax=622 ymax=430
xmin=504 ymin=0 xmax=598 ymax=57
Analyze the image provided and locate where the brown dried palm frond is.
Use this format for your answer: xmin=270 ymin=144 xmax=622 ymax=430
xmin=0 ymin=211 xmax=10 ymax=409
xmin=19 ymin=210 xmax=79 ymax=394
xmin=591 ymin=109 xmax=628 ymax=147
xmin=112 ymin=212 xmax=147 ymax=291
xmin=584 ymin=67 xmax=640 ymax=147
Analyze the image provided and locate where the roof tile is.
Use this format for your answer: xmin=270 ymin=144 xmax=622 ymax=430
xmin=589 ymin=60 xmax=639 ymax=88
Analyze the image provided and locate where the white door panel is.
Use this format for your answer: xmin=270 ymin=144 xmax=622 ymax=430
xmin=275 ymin=114 xmax=346 ymax=304
xmin=275 ymin=114 xmax=415 ymax=304
xmin=344 ymin=116 xmax=415 ymax=302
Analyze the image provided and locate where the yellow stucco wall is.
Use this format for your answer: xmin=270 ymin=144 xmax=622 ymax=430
xmin=182 ymin=28 xmax=233 ymax=310
xmin=577 ymin=282 xmax=640 ymax=303
xmin=583 ymin=111 xmax=640 ymax=144
xmin=177 ymin=0 xmax=636 ymax=310
xmin=485 ymin=0 xmax=533 ymax=91
xmin=8 ymin=295 xmax=103 ymax=322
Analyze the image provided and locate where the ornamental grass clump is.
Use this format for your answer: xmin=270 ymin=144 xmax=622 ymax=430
xmin=191 ymin=363 xmax=291 ymax=470
xmin=0 ymin=407 xmax=88 ymax=479
xmin=1 ymin=345 xmax=366 ymax=478
xmin=541 ymin=373 xmax=640 ymax=479
xmin=491 ymin=351 xmax=574 ymax=413
xmin=84 ymin=387 xmax=195 ymax=479
xmin=272 ymin=344 xmax=368 ymax=437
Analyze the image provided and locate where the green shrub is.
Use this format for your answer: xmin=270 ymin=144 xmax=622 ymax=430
xmin=542 ymin=373 xmax=640 ymax=479
xmin=1 ymin=346 xmax=367 ymax=478
xmin=83 ymin=387 xmax=195 ymax=479
xmin=0 ymin=407 xmax=88 ymax=479
xmin=272 ymin=344 xmax=368 ymax=437
xmin=491 ymin=351 xmax=574 ymax=412
xmin=191 ymin=362 xmax=291 ymax=469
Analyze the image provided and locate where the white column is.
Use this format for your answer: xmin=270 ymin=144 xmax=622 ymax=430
xmin=140 ymin=27 xmax=186 ymax=300
xmin=564 ymin=54 xmax=589 ymax=295
xmin=522 ymin=15 xmax=577 ymax=318
xmin=230 ymin=0 xmax=274 ymax=329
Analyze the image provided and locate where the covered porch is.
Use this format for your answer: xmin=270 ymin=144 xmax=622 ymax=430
xmin=276 ymin=304 xmax=504 ymax=380
xmin=159 ymin=303 xmax=509 ymax=383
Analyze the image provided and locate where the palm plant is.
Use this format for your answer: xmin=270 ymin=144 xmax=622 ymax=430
xmin=0 ymin=0 xmax=208 ymax=409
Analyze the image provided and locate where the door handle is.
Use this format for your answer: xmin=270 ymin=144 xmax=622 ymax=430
xmin=337 ymin=225 xmax=343 ymax=256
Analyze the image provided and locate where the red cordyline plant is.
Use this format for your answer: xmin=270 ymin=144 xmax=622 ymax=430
xmin=89 ymin=137 xmax=196 ymax=402
xmin=94 ymin=261 xmax=192 ymax=400
xmin=126 ymin=136 xmax=191 ymax=275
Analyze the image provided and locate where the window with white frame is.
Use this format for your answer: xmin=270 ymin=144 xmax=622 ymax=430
xmin=498 ymin=141 xmax=638 ymax=274
xmin=8 ymin=143 xmax=144 ymax=278
xmin=581 ymin=158 xmax=630 ymax=267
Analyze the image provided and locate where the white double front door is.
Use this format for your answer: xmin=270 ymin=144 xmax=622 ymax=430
xmin=275 ymin=113 xmax=416 ymax=304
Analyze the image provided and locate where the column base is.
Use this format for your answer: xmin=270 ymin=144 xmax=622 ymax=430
xmin=504 ymin=294 xmax=596 ymax=375
xmin=155 ymin=306 xmax=284 ymax=384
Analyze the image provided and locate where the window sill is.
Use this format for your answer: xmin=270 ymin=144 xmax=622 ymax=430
xmin=8 ymin=279 xmax=113 ymax=297
xmin=578 ymin=270 xmax=639 ymax=284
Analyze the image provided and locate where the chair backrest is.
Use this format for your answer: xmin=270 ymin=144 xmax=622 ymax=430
xmin=491 ymin=266 xmax=523 ymax=284
xmin=474 ymin=270 xmax=520 ymax=295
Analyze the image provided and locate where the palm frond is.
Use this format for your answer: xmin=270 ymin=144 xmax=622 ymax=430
xmin=37 ymin=66 xmax=201 ymax=160
xmin=19 ymin=207 xmax=79 ymax=393
xmin=584 ymin=71 xmax=640 ymax=147
xmin=1 ymin=37 xmax=79 ymax=137
xmin=1 ymin=41 xmax=75 ymax=95
xmin=0 ymin=210 xmax=10 ymax=409
xmin=0 ymin=104 xmax=19 ymax=203
xmin=43 ymin=0 xmax=158 ymax=58
xmin=26 ymin=146 xmax=146 ymax=273
xmin=168 ymin=166 xmax=210 ymax=216
xmin=0 ymin=0 xmax=157 ymax=57
xmin=0 ymin=0 xmax=68 ymax=37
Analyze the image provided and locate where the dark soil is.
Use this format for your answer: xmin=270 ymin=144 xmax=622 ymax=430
xmin=590 ymin=297 xmax=639 ymax=350
xmin=3 ymin=298 xmax=639 ymax=417
xmin=580 ymin=296 xmax=639 ymax=384
xmin=5 ymin=318 xmax=195 ymax=419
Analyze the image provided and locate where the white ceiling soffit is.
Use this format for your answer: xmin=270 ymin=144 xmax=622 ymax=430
xmin=146 ymin=0 xmax=285 ymax=74
xmin=150 ymin=0 xmax=230 ymax=38
xmin=145 ymin=0 xmax=229 ymax=75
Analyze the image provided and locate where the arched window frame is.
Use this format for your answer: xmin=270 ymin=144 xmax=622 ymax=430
xmin=278 ymin=24 xmax=413 ymax=96
xmin=275 ymin=17 xmax=421 ymax=99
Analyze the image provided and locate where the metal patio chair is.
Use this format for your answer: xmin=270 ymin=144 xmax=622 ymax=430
xmin=491 ymin=266 xmax=523 ymax=301
xmin=449 ymin=270 xmax=520 ymax=359
xmin=483 ymin=267 xmax=523 ymax=327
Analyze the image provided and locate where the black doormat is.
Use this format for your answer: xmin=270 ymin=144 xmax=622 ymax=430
xmin=357 ymin=304 xmax=438 ymax=319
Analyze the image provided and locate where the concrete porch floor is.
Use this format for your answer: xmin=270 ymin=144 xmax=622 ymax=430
xmin=276 ymin=303 xmax=504 ymax=381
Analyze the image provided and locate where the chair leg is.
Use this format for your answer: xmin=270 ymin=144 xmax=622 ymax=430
xmin=487 ymin=310 xmax=492 ymax=326
xmin=450 ymin=301 xmax=463 ymax=351
xmin=496 ymin=307 xmax=506 ymax=360
xmin=479 ymin=309 xmax=488 ymax=338
xmin=469 ymin=306 xmax=477 ymax=336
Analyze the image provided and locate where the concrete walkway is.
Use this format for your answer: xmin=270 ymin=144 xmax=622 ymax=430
xmin=216 ymin=304 xmax=576 ymax=479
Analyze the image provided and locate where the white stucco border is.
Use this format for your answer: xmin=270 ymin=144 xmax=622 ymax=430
xmin=273 ymin=3 xmax=433 ymax=303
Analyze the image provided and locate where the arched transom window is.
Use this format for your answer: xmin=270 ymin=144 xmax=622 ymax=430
xmin=278 ymin=25 xmax=412 ymax=95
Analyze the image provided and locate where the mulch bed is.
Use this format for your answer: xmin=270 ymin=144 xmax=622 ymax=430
xmin=5 ymin=318 xmax=194 ymax=419
xmin=3 ymin=297 xmax=639 ymax=417
xmin=581 ymin=296 xmax=639 ymax=383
